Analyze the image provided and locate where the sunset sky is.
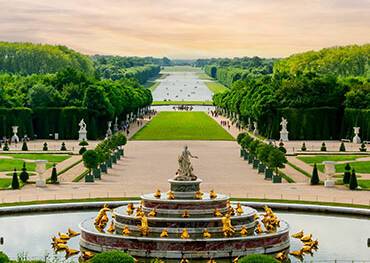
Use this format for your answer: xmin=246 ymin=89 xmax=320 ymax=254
xmin=1 ymin=0 xmax=369 ymax=58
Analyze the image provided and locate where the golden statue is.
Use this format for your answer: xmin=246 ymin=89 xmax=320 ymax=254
xmin=291 ymin=230 xmax=304 ymax=238
xmin=233 ymin=257 xmax=239 ymax=263
xmin=160 ymin=228 xmax=169 ymax=238
xmin=203 ymin=228 xmax=212 ymax=238
xmin=182 ymin=210 xmax=190 ymax=218
xmin=255 ymin=223 xmax=263 ymax=234
xmin=52 ymin=236 xmax=67 ymax=244
xmin=304 ymin=239 xmax=319 ymax=249
xmin=94 ymin=204 xmax=110 ymax=226
xmin=227 ymin=206 xmax=235 ymax=216
xmin=289 ymin=249 xmax=304 ymax=257
xmin=82 ymin=251 xmax=95 ymax=261
xmin=136 ymin=207 xmax=145 ymax=217
xmin=275 ymin=252 xmax=286 ymax=261
xmin=240 ymin=225 xmax=248 ymax=236
xmin=54 ymin=243 xmax=68 ymax=251
xmin=127 ymin=203 xmax=134 ymax=215
xmin=300 ymin=233 xmax=312 ymax=242
xmin=58 ymin=232 xmax=70 ymax=240
xmin=181 ymin=228 xmax=190 ymax=239
xmin=154 ymin=189 xmax=161 ymax=198
xmin=167 ymin=191 xmax=175 ymax=200
xmin=236 ymin=203 xmax=244 ymax=215
xmin=221 ymin=214 xmax=235 ymax=237
xmin=214 ymin=208 xmax=223 ymax=217
xmin=148 ymin=209 xmax=157 ymax=217
xmin=122 ymin=225 xmax=131 ymax=236
xmin=68 ymin=228 xmax=80 ymax=237
xmin=302 ymin=245 xmax=314 ymax=254
xmin=207 ymin=259 xmax=216 ymax=263
xmin=209 ymin=190 xmax=217 ymax=199
xmin=180 ymin=258 xmax=190 ymax=263
xmin=65 ymin=247 xmax=79 ymax=258
xmin=195 ymin=191 xmax=203 ymax=199
xmin=107 ymin=221 xmax=115 ymax=233
xmin=139 ymin=215 xmax=150 ymax=236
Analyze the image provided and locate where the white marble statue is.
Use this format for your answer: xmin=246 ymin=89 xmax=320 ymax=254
xmin=253 ymin=121 xmax=259 ymax=135
xmin=353 ymin=127 xmax=361 ymax=144
xmin=78 ymin=119 xmax=87 ymax=141
xmin=279 ymin=117 xmax=289 ymax=142
xmin=11 ymin=126 xmax=19 ymax=143
xmin=106 ymin=121 xmax=112 ymax=137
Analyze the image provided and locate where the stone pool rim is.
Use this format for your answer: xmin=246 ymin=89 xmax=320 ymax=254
xmin=0 ymin=201 xmax=369 ymax=217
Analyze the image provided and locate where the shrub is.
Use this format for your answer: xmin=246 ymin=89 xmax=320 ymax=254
xmin=115 ymin=132 xmax=127 ymax=147
xmin=320 ymin=142 xmax=327 ymax=151
xmin=60 ymin=142 xmax=67 ymax=151
xmin=42 ymin=142 xmax=48 ymax=151
xmin=278 ymin=141 xmax=287 ymax=153
xmin=50 ymin=164 xmax=58 ymax=184
xmin=83 ymin=150 xmax=99 ymax=174
xmin=310 ymin=163 xmax=320 ymax=185
xmin=79 ymin=146 xmax=87 ymax=155
xmin=301 ymin=142 xmax=307 ymax=151
xmin=359 ymin=143 xmax=367 ymax=152
xmin=249 ymin=140 xmax=261 ymax=155
xmin=79 ymin=139 xmax=89 ymax=146
xmin=240 ymin=135 xmax=253 ymax=150
xmin=0 ymin=251 xmax=10 ymax=262
xmin=349 ymin=169 xmax=358 ymax=190
xmin=19 ymin=162 xmax=29 ymax=183
xmin=3 ymin=141 xmax=9 ymax=151
xmin=267 ymin=147 xmax=287 ymax=176
xmin=343 ymin=163 xmax=351 ymax=184
xmin=237 ymin=132 xmax=247 ymax=145
xmin=239 ymin=254 xmax=279 ymax=263
xmin=91 ymin=250 xmax=135 ymax=263
xmin=12 ymin=169 xmax=20 ymax=189
xmin=256 ymin=144 xmax=272 ymax=164
xmin=339 ymin=142 xmax=346 ymax=152
xmin=21 ymin=140 xmax=28 ymax=151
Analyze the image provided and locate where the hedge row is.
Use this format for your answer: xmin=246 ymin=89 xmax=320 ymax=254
xmin=0 ymin=107 xmax=34 ymax=138
xmin=341 ymin=108 xmax=370 ymax=140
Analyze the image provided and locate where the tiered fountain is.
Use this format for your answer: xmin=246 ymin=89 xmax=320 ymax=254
xmin=79 ymin=147 xmax=290 ymax=259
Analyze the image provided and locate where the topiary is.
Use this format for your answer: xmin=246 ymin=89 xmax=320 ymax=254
xmin=310 ymin=163 xmax=320 ymax=185
xmin=83 ymin=150 xmax=99 ymax=175
xmin=339 ymin=142 xmax=346 ymax=152
xmin=60 ymin=142 xmax=67 ymax=151
xmin=3 ymin=141 xmax=9 ymax=151
xmin=79 ymin=139 xmax=89 ymax=146
xmin=0 ymin=251 xmax=10 ymax=262
xmin=349 ymin=169 xmax=358 ymax=190
xmin=278 ymin=141 xmax=287 ymax=153
xmin=237 ymin=132 xmax=247 ymax=145
xmin=43 ymin=142 xmax=48 ymax=151
xmin=91 ymin=250 xmax=135 ymax=263
xmin=320 ymin=142 xmax=327 ymax=151
xmin=21 ymin=140 xmax=28 ymax=151
xmin=301 ymin=142 xmax=307 ymax=151
xmin=19 ymin=162 xmax=29 ymax=183
xmin=50 ymin=164 xmax=58 ymax=184
xmin=11 ymin=169 xmax=19 ymax=189
xmin=343 ymin=163 xmax=351 ymax=184
xmin=359 ymin=143 xmax=367 ymax=152
xmin=79 ymin=146 xmax=87 ymax=155
xmin=240 ymin=135 xmax=253 ymax=150
xmin=239 ymin=254 xmax=279 ymax=263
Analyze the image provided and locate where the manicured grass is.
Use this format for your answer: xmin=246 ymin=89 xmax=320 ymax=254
xmin=0 ymin=154 xmax=70 ymax=172
xmin=297 ymin=155 xmax=363 ymax=164
xmin=205 ymin=81 xmax=228 ymax=94
xmin=317 ymin=161 xmax=370 ymax=173
xmin=161 ymin=66 xmax=200 ymax=72
xmin=196 ymin=72 xmax=213 ymax=80
xmin=152 ymin=101 xmax=213 ymax=105
xmin=132 ymin=112 xmax=234 ymax=141
xmin=0 ymin=178 xmax=11 ymax=189
xmin=0 ymin=159 xmax=36 ymax=172
xmin=145 ymin=81 xmax=160 ymax=92
xmin=358 ymin=179 xmax=370 ymax=189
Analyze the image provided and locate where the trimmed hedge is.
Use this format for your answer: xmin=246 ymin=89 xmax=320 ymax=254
xmin=341 ymin=108 xmax=370 ymax=141
xmin=0 ymin=107 xmax=33 ymax=138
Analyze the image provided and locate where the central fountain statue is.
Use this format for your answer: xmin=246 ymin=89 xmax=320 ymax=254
xmin=174 ymin=146 xmax=198 ymax=181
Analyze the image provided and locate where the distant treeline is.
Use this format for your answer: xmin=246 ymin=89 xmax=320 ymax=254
xmin=211 ymin=44 xmax=370 ymax=140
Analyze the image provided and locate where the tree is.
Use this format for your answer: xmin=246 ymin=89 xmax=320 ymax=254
xmin=310 ymin=163 xmax=320 ymax=185
xmin=267 ymin=148 xmax=287 ymax=176
xmin=343 ymin=163 xmax=351 ymax=184
xmin=83 ymin=150 xmax=99 ymax=175
xmin=349 ymin=169 xmax=358 ymax=190
xmin=19 ymin=162 xmax=29 ymax=183
xmin=339 ymin=142 xmax=346 ymax=152
xmin=11 ymin=169 xmax=20 ymax=189
xmin=27 ymin=84 xmax=62 ymax=108
xmin=50 ymin=164 xmax=58 ymax=184
xmin=21 ymin=140 xmax=28 ymax=151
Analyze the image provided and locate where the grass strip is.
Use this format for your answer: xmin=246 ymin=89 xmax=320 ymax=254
xmin=278 ymin=170 xmax=295 ymax=183
xmin=152 ymin=101 xmax=213 ymax=106
xmin=72 ymin=169 xmax=89 ymax=182
xmin=288 ymin=162 xmax=311 ymax=178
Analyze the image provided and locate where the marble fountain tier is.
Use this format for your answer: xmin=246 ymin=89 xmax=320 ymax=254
xmin=79 ymin=178 xmax=289 ymax=259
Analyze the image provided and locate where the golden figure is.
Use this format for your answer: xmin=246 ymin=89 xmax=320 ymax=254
xmin=300 ymin=234 xmax=312 ymax=242
xmin=207 ymin=259 xmax=217 ymax=263
xmin=253 ymin=214 xmax=259 ymax=220
xmin=275 ymin=252 xmax=286 ymax=261
xmin=127 ymin=203 xmax=134 ymax=215
xmin=160 ymin=228 xmax=169 ymax=238
xmin=94 ymin=204 xmax=110 ymax=225
xmin=209 ymin=190 xmax=217 ymax=199
xmin=195 ymin=191 xmax=203 ymax=199
xmin=180 ymin=258 xmax=190 ymax=263
xmin=54 ymin=243 xmax=68 ymax=251
xmin=136 ymin=207 xmax=145 ymax=217
xmin=99 ymin=214 xmax=109 ymax=227
xmin=51 ymin=236 xmax=67 ymax=244
xmin=181 ymin=228 xmax=190 ymax=239
xmin=227 ymin=206 xmax=235 ymax=216
xmin=214 ymin=208 xmax=223 ymax=217
xmin=255 ymin=223 xmax=263 ymax=234
xmin=291 ymin=230 xmax=304 ymax=239
xmin=154 ymin=189 xmax=161 ymax=198
xmin=68 ymin=228 xmax=80 ymax=237
xmin=139 ymin=215 xmax=150 ymax=236
xmin=240 ymin=225 xmax=248 ymax=236
xmin=82 ymin=251 xmax=95 ymax=261
xmin=65 ymin=247 xmax=79 ymax=258
xmin=203 ymin=228 xmax=212 ymax=238
xmin=302 ymin=245 xmax=314 ymax=254
xmin=167 ymin=191 xmax=175 ymax=200
xmin=122 ymin=225 xmax=131 ymax=236
xmin=289 ymin=249 xmax=304 ymax=257
xmin=221 ymin=214 xmax=235 ymax=237
xmin=107 ymin=221 xmax=115 ymax=233
xmin=304 ymin=239 xmax=319 ymax=249
xmin=233 ymin=257 xmax=239 ymax=263
xmin=148 ymin=209 xmax=157 ymax=217
xmin=58 ymin=232 xmax=70 ymax=240
xmin=236 ymin=203 xmax=244 ymax=215
xmin=226 ymin=200 xmax=231 ymax=207
xmin=182 ymin=210 xmax=190 ymax=218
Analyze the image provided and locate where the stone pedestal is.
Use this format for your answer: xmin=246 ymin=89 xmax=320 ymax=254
xmin=79 ymin=131 xmax=87 ymax=142
xmin=168 ymin=179 xmax=202 ymax=199
xmin=324 ymin=180 xmax=335 ymax=188
xmin=35 ymin=160 xmax=48 ymax=188
xmin=323 ymin=161 xmax=336 ymax=188
xmin=279 ymin=131 xmax=289 ymax=142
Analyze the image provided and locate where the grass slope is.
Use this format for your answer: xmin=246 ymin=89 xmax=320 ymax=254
xmin=132 ymin=112 xmax=234 ymax=141
xmin=205 ymin=81 xmax=228 ymax=94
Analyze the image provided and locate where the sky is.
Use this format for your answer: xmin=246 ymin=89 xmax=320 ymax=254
xmin=0 ymin=0 xmax=369 ymax=59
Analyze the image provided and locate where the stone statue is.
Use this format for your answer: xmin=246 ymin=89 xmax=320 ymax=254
xmin=279 ymin=117 xmax=289 ymax=142
xmin=79 ymin=119 xmax=87 ymax=132
xmin=174 ymin=146 xmax=198 ymax=181
xmin=253 ymin=121 xmax=259 ymax=135
xmin=11 ymin=126 xmax=19 ymax=143
xmin=78 ymin=119 xmax=87 ymax=141
xmin=353 ymin=127 xmax=361 ymax=144
xmin=247 ymin=118 xmax=252 ymax=131
xmin=106 ymin=121 xmax=112 ymax=137
xmin=113 ymin=117 xmax=119 ymax=133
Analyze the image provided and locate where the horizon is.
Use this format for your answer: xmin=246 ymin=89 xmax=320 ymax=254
xmin=1 ymin=0 xmax=370 ymax=59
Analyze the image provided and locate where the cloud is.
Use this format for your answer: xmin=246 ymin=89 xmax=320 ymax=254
xmin=0 ymin=0 xmax=369 ymax=58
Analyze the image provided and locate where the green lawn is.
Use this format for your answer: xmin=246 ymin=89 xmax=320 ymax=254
xmin=132 ymin=112 xmax=234 ymax=140
xmin=205 ymin=81 xmax=228 ymax=94
xmin=358 ymin=179 xmax=370 ymax=189
xmin=0 ymin=178 xmax=11 ymax=189
xmin=0 ymin=154 xmax=70 ymax=172
xmin=317 ymin=161 xmax=370 ymax=174
xmin=146 ymin=81 xmax=160 ymax=92
xmin=161 ymin=66 xmax=201 ymax=72
xmin=298 ymin=155 xmax=363 ymax=164
xmin=152 ymin=101 xmax=213 ymax=106
xmin=196 ymin=73 xmax=213 ymax=80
